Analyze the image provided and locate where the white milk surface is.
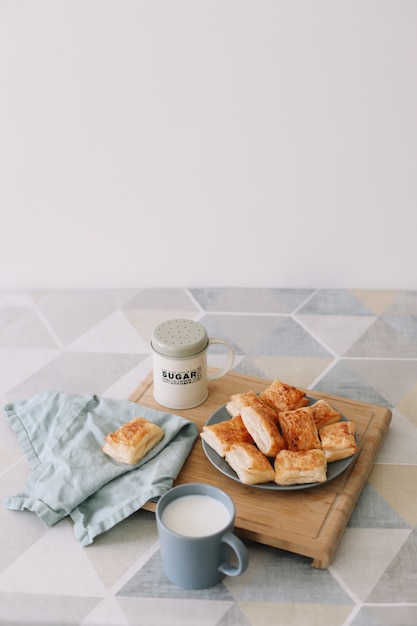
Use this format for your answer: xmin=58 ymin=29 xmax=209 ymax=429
xmin=161 ymin=494 xmax=230 ymax=537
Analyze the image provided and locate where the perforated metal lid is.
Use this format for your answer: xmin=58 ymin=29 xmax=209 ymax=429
xmin=151 ymin=319 xmax=208 ymax=358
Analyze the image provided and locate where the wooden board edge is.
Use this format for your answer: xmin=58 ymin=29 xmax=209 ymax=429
xmin=310 ymin=405 xmax=392 ymax=568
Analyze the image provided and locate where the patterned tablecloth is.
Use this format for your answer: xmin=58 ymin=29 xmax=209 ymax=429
xmin=0 ymin=288 xmax=416 ymax=626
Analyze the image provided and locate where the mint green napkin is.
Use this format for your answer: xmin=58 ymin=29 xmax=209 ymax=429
xmin=3 ymin=391 xmax=198 ymax=546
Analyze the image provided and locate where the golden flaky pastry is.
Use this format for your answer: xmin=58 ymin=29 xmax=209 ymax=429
xmin=202 ymin=379 xmax=356 ymax=486
xmin=200 ymin=415 xmax=253 ymax=457
xmin=278 ymin=407 xmax=322 ymax=452
xmin=226 ymin=443 xmax=275 ymax=485
xmin=225 ymin=391 xmax=258 ymax=417
xmin=259 ymin=379 xmax=309 ymax=413
xmin=103 ymin=417 xmax=164 ymax=465
xmin=274 ymin=449 xmax=327 ymax=486
xmin=226 ymin=391 xmax=280 ymax=424
xmin=309 ymin=399 xmax=342 ymax=430
xmin=241 ymin=405 xmax=286 ymax=457
xmin=319 ymin=421 xmax=357 ymax=462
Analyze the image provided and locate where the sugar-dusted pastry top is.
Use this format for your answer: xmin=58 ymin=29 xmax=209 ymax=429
xmin=278 ymin=407 xmax=322 ymax=452
xmin=308 ymin=399 xmax=342 ymax=430
xmin=274 ymin=449 xmax=327 ymax=486
xmin=259 ymin=379 xmax=309 ymax=413
xmin=103 ymin=416 xmax=164 ymax=465
xmin=319 ymin=420 xmax=357 ymax=462
xmin=200 ymin=414 xmax=254 ymax=458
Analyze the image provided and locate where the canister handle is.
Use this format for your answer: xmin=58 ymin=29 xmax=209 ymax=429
xmin=206 ymin=338 xmax=234 ymax=381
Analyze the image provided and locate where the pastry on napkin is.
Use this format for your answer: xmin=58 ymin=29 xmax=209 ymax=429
xmin=2 ymin=391 xmax=198 ymax=546
xmin=102 ymin=416 xmax=165 ymax=464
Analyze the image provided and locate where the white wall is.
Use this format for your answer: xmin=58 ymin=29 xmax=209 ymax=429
xmin=1 ymin=0 xmax=416 ymax=291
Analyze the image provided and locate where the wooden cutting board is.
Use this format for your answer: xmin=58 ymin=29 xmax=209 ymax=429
xmin=129 ymin=372 xmax=392 ymax=569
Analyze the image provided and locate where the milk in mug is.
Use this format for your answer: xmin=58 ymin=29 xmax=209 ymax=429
xmin=161 ymin=494 xmax=230 ymax=537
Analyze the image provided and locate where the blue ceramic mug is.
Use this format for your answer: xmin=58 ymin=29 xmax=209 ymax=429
xmin=156 ymin=483 xmax=249 ymax=589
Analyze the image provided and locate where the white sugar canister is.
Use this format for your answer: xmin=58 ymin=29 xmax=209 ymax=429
xmin=151 ymin=319 xmax=234 ymax=409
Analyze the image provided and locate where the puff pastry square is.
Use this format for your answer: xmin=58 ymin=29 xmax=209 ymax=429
xmin=226 ymin=443 xmax=275 ymax=485
xmin=274 ymin=449 xmax=327 ymax=486
xmin=103 ymin=417 xmax=164 ymax=465
xmin=278 ymin=407 xmax=322 ymax=452
xmin=200 ymin=415 xmax=254 ymax=457
xmin=319 ymin=420 xmax=357 ymax=462
xmin=225 ymin=391 xmax=258 ymax=417
xmin=259 ymin=379 xmax=309 ymax=413
xmin=226 ymin=391 xmax=280 ymax=424
xmin=309 ymin=399 xmax=342 ymax=430
xmin=241 ymin=405 xmax=286 ymax=457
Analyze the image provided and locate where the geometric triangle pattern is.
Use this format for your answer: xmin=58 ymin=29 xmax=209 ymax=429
xmin=309 ymin=359 xmax=393 ymax=407
xmin=117 ymin=550 xmax=235 ymax=600
xmin=352 ymin=606 xmax=417 ymax=626
xmin=329 ymin=528 xmax=412 ymax=603
xmin=347 ymin=483 xmax=410 ymax=529
xmin=0 ymin=288 xmax=416 ymax=625
xmin=227 ymin=546 xmax=353 ymax=604
xmin=0 ymin=592 xmax=101 ymax=625
xmin=295 ymin=289 xmax=376 ymax=316
xmin=346 ymin=318 xmax=417 ymax=358
xmin=366 ymin=529 xmax=417 ymax=603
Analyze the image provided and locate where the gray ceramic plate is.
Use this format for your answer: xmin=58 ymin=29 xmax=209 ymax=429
xmin=201 ymin=399 xmax=357 ymax=490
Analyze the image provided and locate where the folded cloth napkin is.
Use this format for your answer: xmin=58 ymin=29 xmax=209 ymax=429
xmin=3 ymin=390 xmax=198 ymax=546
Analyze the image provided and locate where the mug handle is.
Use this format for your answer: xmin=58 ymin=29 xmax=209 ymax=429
xmin=218 ymin=531 xmax=249 ymax=577
xmin=206 ymin=338 xmax=234 ymax=381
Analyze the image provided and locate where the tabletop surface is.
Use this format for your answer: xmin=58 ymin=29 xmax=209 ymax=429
xmin=0 ymin=287 xmax=416 ymax=626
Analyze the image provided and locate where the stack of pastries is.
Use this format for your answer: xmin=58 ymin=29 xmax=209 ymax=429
xmin=200 ymin=379 xmax=357 ymax=486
